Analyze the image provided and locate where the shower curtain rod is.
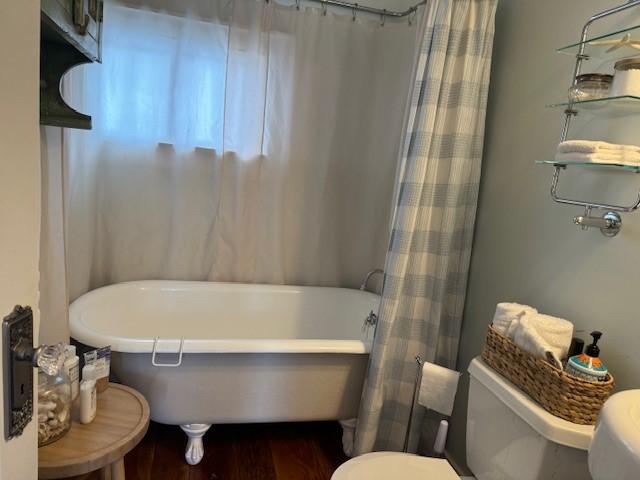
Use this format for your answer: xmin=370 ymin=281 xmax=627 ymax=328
xmin=291 ymin=0 xmax=427 ymax=18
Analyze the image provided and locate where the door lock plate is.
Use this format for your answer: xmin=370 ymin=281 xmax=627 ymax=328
xmin=3 ymin=306 xmax=34 ymax=440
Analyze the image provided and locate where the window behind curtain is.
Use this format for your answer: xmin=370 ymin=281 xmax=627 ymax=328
xmin=97 ymin=5 xmax=228 ymax=149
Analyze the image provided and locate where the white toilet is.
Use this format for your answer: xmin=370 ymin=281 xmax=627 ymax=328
xmin=332 ymin=357 xmax=594 ymax=480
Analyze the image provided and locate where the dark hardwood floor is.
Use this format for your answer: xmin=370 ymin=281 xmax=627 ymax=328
xmin=83 ymin=421 xmax=349 ymax=480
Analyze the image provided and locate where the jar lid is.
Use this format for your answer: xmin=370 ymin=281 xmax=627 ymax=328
xmin=614 ymin=57 xmax=640 ymax=71
xmin=575 ymin=73 xmax=613 ymax=83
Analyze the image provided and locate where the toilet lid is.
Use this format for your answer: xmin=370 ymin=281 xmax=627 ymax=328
xmin=331 ymin=452 xmax=460 ymax=480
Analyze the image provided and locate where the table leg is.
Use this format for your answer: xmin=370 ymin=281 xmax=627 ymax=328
xmin=99 ymin=465 xmax=112 ymax=480
xmin=111 ymin=458 xmax=126 ymax=480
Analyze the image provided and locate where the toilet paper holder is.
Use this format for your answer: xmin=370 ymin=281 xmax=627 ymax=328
xmin=403 ymin=355 xmax=424 ymax=453
xmin=404 ymin=355 xmax=451 ymax=456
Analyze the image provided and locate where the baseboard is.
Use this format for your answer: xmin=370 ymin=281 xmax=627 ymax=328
xmin=445 ymin=449 xmax=474 ymax=477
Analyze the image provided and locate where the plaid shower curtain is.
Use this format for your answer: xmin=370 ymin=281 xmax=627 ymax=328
xmin=354 ymin=0 xmax=498 ymax=454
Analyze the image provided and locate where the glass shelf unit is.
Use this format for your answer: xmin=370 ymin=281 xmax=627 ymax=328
xmin=547 ymin=95 xmax=640 ymax=115
xmin=557 ymin=24 xmax=640 ymax=61
xmin=536 ymin=160 xmax=640 ymax=173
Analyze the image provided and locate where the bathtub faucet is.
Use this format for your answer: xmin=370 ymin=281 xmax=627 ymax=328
xmin=360 ymin=269 xmax=384 ymax=291
xmin=362 ymin=310 xmax=378 ymax=336
xmin=364 ymin=311 xmax=378 ymax=328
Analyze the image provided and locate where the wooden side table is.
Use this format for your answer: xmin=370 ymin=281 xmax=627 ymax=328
xmin=39 ymin=383 xmax=150 ymax=480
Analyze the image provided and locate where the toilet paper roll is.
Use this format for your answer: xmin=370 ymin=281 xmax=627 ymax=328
xmin=418 ymin=362 xmax=460 ymax=416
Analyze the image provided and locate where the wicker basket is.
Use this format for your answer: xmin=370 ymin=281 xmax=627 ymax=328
xmin=481 ymin=325 xmax=614 ymax=425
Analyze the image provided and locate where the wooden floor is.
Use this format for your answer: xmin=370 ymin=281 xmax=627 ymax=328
xmin=83 ymin=421 xmax=349 ymax=480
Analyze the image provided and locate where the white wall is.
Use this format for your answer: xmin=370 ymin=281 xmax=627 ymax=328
xmin=448 ymin=0 xmax=640 ymax=471
xmin=40 ymin=127 xmax=70 ymax=345
xmin=0 ymin=1 xmax=41 ymax=479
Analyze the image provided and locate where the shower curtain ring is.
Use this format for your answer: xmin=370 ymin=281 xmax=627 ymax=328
xmin=352 ymin=4 xmax=358 ymax=21
xmin=380 ymin=9 xmax=386 ymax=26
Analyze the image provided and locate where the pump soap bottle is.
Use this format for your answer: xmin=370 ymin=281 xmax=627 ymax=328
xmin=565 ymin=331 xmax=608 ymax=382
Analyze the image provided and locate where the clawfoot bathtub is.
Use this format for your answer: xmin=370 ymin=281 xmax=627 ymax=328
xmin=70 ymin=281 xmax=379 ymax=465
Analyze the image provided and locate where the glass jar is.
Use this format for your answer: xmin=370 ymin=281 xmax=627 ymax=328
xmin=37 ymin=344 xmax=72 ymax=447
xmin=568 ymin=73 xmax=612 ymax=103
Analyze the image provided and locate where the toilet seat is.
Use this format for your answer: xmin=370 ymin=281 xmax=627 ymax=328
xmin=331 ymin=452 xmax=460 ymax=480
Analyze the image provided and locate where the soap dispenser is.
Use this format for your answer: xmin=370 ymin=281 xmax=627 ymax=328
xmin=565 ymin=331 xmax=608 ymax=382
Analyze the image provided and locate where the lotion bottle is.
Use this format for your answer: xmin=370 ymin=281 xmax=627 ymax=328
xmin=80 ymin=364 xmax=97 ymax=424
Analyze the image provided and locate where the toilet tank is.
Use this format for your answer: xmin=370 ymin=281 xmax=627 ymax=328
xmin=466 ymin=357 xmax=594 ymax=480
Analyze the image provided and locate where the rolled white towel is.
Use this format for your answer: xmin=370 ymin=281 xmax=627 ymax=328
xmin=492 ymin=303 xmax=537 ymax=338
xmin=554 ymin=151 xmax=640 ymax=165
xmin=558 ymin=140 xmax=640 ymax=155
xmin=513 ymin=314 xmax=573 ymax=368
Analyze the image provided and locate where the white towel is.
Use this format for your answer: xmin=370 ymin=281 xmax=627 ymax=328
xmin=492 ymin=303 xmax=537 ymax=338
xmin=558 ymin=140 xmax=640 ymax=155
xmin=554 ymin=151 xmax=640 ymax=165
xmin=512 ymin=314 xmax=573 ymax=368
xmin=418 ymin=362 xmax=461 ymax=416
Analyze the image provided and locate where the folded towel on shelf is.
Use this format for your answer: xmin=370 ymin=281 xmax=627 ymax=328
xmin=418 ymin=361 xmax=461 ymax=416
xmin=512 ymin=314 xmax=573 ymax=369
xmin=554 ymin=151 xmax=640 ymax=165
xmin=558 ymin=140 xmax=640 ymax=155
xmin=492 ymin=303 xmax=537 ymax=338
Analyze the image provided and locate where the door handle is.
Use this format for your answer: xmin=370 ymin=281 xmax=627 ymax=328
xmin=2 ymin=306 xmax=34 ymax=439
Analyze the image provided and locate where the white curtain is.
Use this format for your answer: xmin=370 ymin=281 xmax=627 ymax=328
xmin=64 ymin=0 xmax=420 ymax=300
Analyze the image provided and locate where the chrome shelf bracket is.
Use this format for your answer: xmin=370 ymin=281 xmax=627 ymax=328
xmin=551 ymin=165 xmax=640 ymax=213
xmin=551 ymin=0 xmax=640 ymax=235
xmin=574 ymin=208 xmax=622 ymax=237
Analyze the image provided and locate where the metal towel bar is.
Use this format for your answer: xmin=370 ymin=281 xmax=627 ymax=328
xmin=298 ymin=0 xmax=426 ymax=19
xmin=151 ymin=337 xmax=185 ymax=367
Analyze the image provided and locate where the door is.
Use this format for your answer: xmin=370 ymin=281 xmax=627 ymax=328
xmin=0 ymin=1 xmax=41 ymax=479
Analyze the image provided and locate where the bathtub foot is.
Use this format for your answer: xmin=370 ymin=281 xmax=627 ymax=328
xmin=339 ymin=418 xmax=357 ymax=457
xmin=180 ymin=423 xmax=211 ymax=465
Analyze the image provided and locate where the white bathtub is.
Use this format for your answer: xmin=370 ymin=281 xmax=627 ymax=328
xmin=69 ymin=280 xmax=379 ymax=464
